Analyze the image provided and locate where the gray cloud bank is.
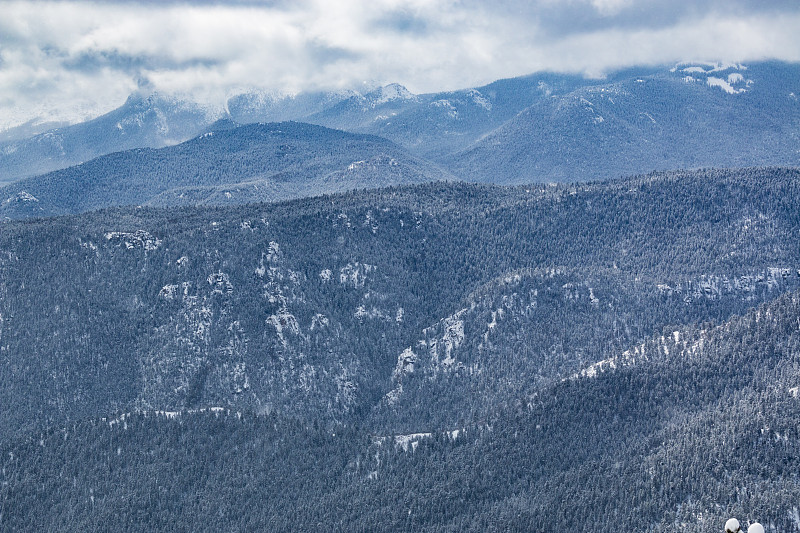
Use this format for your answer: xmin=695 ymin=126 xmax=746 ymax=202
xmin=1 ymin=0 xmax=799 ymax=129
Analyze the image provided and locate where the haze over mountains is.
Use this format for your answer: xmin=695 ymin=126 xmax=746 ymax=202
xmin=0 ymin=93 xmax=224 ymax=184
xmin=2 ymin=61 xmax=798 ymax=195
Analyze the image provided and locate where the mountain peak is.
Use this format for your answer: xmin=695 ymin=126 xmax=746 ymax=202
xmin=122 ymin=91 xmax=224 ymax=117
xmin=366 ymin=83 xmax=416 ymax=107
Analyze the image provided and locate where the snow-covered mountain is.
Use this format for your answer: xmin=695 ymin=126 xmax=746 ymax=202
xmin=0 ymin=92 xmax=224 ymax=183
xmin=226 ymin=89 xmax=358 ymax=124
xmin=2 ymin=61 xmax=799 ymax=190
xmin=446 ymin=61 xmax=800 ymax=183
xmin=1 ymin=167 xmax=798 ymax=438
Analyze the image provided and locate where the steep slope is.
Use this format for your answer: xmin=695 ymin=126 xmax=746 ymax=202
xmin=378 ymin=265 xmax=800 ymax=430
xmin=0 ymin=168 xmax=798 ymax=441
xmin=448 ymin=62 xmax=800 ymax=183
xmin=0 ymin=92 xmax=223 ymax=184
xmin=2 ymin=285 xmax=800 ymax=532
xmin=0 ymin=121 xmax=454 ymax=220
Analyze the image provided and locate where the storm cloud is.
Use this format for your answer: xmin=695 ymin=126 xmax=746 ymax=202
xmin=1 ymin=0 xmax=799 ymax=129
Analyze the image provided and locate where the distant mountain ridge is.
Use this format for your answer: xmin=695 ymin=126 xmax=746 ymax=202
xmin=0 ymin=92 xmax=224 ymax=184
xmin=0 ymin=121 xmax=454 ymax=220
xmin=447 ymin=61 xmax=800 ymax=183
xmin=3 ymin=61 xmax=798 ymax=187
xmin=226 ymin=89 xmax=358 ymax=124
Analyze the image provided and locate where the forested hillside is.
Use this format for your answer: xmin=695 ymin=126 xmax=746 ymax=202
xmin=1 ymin=167 xmax=798 ymax=443
xmin=3 ymin=280 xmax=799 ymax=532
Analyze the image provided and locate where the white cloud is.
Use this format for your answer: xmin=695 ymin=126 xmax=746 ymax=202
xmin=0 ymin=0 xmax=799 ymax=129
xmin=590 ymin=0 xmax=635 ymax=16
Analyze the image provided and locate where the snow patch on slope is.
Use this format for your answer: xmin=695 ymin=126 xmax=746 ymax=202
xmin=707 ymin=77 xmax=741 ymax=94
xmin=467 ymin=89 xmax=492 ymax=110
xmin=104 ymin=230 xmax=161 ymax=250
xmin=267 ymin=309 xmax=300 ymax=346
xmin=394 ymin=432 xmax=432 ymax=452
xmin=393 ymin=347 xmax=417 ymax=379
xmin=369 ymin=84 xmax=416 ymax=107
xmin=3 ymin=191 xmax=39 ymax=205
xmin=340 ymin=262 xmax=375 ymax=288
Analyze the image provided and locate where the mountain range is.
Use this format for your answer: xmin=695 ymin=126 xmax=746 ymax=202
xmin=447 ymin=61 xmax=800 ymax=183
xmin=1 ymin=60 xmax=800 ymax=532
xmin=2 ymin=61 xmax=798 ymax=192
xmin=0 ymin=168 xmax=797 ymax=431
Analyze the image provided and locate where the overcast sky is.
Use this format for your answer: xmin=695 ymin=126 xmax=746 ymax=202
xmin=1 ymin=0 xmax=799 ymax=129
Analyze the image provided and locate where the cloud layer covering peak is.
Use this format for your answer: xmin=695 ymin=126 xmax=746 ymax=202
xmin=1 ymin=0 xmax=799 ymax=129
